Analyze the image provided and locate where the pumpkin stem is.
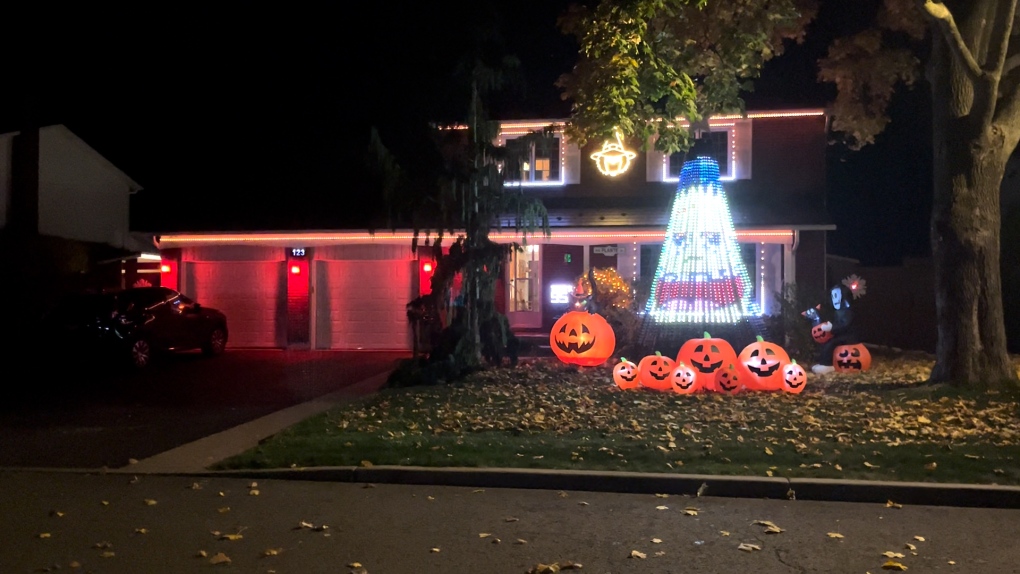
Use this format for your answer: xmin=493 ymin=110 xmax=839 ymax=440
xmin=654 ymin=351 xmax=662 ymax=357
xmin=756 ymin=335 xmax=765 ymax=343
xmin=703 ymin=331 xmax=711 ymax=338
xmin=790 ymin=359 xmax=797 ymax=365
xmin=620 ymin=357 xmax=626 ymax=362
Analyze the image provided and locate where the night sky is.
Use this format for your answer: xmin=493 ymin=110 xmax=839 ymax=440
xmin=1 ymin=1 xmax=931 ymax=265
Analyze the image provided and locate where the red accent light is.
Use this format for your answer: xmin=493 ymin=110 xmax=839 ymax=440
xmin=160 ymin=264 xmax=171 ymax=273
xmin=291 ymin=265 xmax=301 ymax=275
xmin=423 ymin=263 xmax=432 ymax=273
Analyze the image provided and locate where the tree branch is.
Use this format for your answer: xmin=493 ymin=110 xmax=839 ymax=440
xmin=1003 ymin=53 xmax=1020 ymax=77
xmin=922 ymin=0 xmax=988 ymax=81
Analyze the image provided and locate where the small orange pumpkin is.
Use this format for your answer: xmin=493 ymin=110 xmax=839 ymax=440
xmin=736 ymin=335 xmax=790 ymax=391
xmin=833 ymin=343 xmax=872 ymax=372
xmin=613 ymin=357 xmax=640 ymax=389
xmin=675 ymin=331 xmax=738 ymax=377
xmin=638 ymin=351 xmax=676 ymax=392
xmin=714 ymin=363 xmax=743 ymax=394
xmin=669 ymin=361 xmax=700 ymax=394
xmin=781 ymin=360 xmax=808 ymax=394
xmin=811 ymin=324 xmax=833 ymax=344
xmin=549 ymin=310 xmax=616 ymax=367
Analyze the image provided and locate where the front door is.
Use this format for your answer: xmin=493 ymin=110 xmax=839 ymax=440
xmin=541 ymin=245 xmax=585 ymax=331
xmin=507 ymin=245 xmax=542 ymax=329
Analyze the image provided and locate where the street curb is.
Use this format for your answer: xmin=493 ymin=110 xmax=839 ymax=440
xmin=133 ymin=465 xmax=1020 ymax=509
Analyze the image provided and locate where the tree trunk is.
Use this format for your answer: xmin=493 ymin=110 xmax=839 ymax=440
xmin=928 ymin=23 xmax=1017 ymax=386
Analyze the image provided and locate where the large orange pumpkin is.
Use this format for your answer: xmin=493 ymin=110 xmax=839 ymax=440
xmin=637 ymin=351 xmax=676 ymax=391
xmin=833 ymin=343 xmax=872 ymax=372
xmin=736 ymin=335 xmax=790 ymax=391
xmin=550 ymin=310 xmax=616 ymax=367
xmin=676 ymin=331 xmax=738 ymax=377
xmin=613 ymin=357 xmax=640 ymax=389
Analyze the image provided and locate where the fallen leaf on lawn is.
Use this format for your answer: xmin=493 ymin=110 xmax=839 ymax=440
xmin=964 ymin=454 xmax=981 ymax=459
xmin=682 ymin=507 xmax=699 ymax=516
xmin=864 ymin=462 xmax=880 ymax=469
xmin=738 ymin=543 xmax=761 ymax=552
xmin=904 ymin=543 xmax=916 ymax=551
xmin=914 ymin=536 xmax=925 ymax=542
xmin=219 ymin=533 xmax=243 ymax=541
xmin=144 ymin=499 xmax=157 ymax=506
xmin=472 ymin=489 xmax=484 ymax=493
xmin=924 ymin=462 xmax=937 ymax=471
xmin=651 ymin=538 xmax=662 ymax=544
xmin=128 ymin=458 xmax=138 ymax=464
xmin=101 ymin=501 xmax=109 ymax=506
xmin=427 ymin=496 xmax=435 ymax=501
xmin=558 ymin=491 xmax=569 ymax=498
xmin=766 ymin=470 xmax=773 ymax=477
xmin=787 ymin=488 xmax=796 ymax=500
xmin=135 ymin=528 xmax=148 ymax=535
xmin=298 ymin=521 xmax=315 ymax=529
xmin=99 ymin=551 xmax=115 ymax=558
xmin=93 ymin=542 xmax=112 ymax=549
xmin=217 ymin=507 xmax=230 ymax=513
xmin=505 ymin=517 xmax=519 ymax=522
xmin=917 ymin=415 xmax=931 ymax=424
xmin=479 ymin=533 xmax=492 ymax=538
xmin=360 ymin=460 xmax=373 ymax=467
xmin=765 ymin=447 xmax=773 ymax=455
xmin=196 ymin=550 xmax=208 ymax=557
xmin=881 ymin=560 xmax=908 ymax=570
xmin=515 ymin=539 xmax=527 ymax=545
xmin=249 ymin=489 xmax=260 ymax=496
xmin=560 ymin=561 xmax=583 ymax=569
xmin=68 ymin=561 xmax=80 ymax=568
xmin=834 ymin=464 xmax=843 ymax=471
xmin=578 ymin=501 xmax=589 ymax=506
xmin=209 ymin=552 xmax=230 ymax=565
xmin=827 ymin=532 xmax=844 ymax=539
xmin=886 ymin=500 xmax=903 ymax=509
xmin=218 ymin=491 xmax=225 ymax=497
xmin=189 ymin=482 xmax=202 ymax=490
xmin=764 ymin=524 xmax=784 ymax=534
xmin=430 ymin=548 xmax=440 ymax=553
xmin=263 ymin=548 xmax=283 ymax=556
xmin=49 ymin=510 xmax=64 ymax=518
xmin=654 ymin=551 xmax=666 ymax=557
xmin=348 ymin=563 xmax=362 ymax=568
xmin=656 ymin=505 xmax=669 ymax=510
xmin=655 ymin=493 xmax=669 ymax=498
xmin=720 ymin=531 xmax=730 ymax=536
xmin=882 ymin=551 xmax=905 ymax=559
xmin=629 ymin=550 xmax=646 ymax=559
xmin=38 ymin=533 xmax=51 ymax=539
xmin=948 ymin=560 xmax=956 ymax=565
xmin=129 ymin=476 xmax=140 ymax=484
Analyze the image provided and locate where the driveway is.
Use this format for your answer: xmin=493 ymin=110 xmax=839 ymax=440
xmin=0 ymin=350 xmax=406 ymax=469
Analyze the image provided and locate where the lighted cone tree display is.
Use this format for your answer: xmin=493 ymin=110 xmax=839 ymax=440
xmin=640 ymin=156 xmax=766 ymax=350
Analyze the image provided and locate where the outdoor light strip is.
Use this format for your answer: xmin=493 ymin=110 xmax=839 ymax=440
xmin=156 ymin=230 xmax=795 ymax=247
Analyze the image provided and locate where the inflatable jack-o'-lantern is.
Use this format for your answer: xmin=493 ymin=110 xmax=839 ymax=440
xmin=833 ymin=343 xmax=872 ymax=372
xmin=670 ymin=361 xmax=700 ymax=394
xmin=781 ymin=360 xmax=808 ymax=394
xmin=613 ymin=357 xmax=640 ymax=389
xmin=811 ymin=323 xmax=833 ymax=344
xmin=714 ymin=363 xmax=744 ymax=394
xmin=550 ymin=282 xmax=616 ymax=367
xmin=736 ymin=336 xmax=791 ymax=391
xmin=676 ymin=332 xmax=738 ymax=377
xmin=638 ymin=351 xmax=676 ymax=391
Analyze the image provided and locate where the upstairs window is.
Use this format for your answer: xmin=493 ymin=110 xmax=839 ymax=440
xmin=668 ymin=130 xmax=731 ymax=180
xmin=503 ymin=135 xmax=562 ymax=186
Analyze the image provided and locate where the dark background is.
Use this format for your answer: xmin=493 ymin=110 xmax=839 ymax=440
xmin=0 ymin=1 xmax=932 ymax=265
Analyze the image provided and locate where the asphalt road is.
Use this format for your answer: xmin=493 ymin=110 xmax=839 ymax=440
xmin=2 ymin=471 xmax=1017 ymax=574
xmin=0 ymin=350 xmax=406 ymax=469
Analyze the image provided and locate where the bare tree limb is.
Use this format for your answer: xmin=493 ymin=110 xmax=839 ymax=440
xmin=922 ymin=0 xmax=989 ymax=81
xmin=1003 ymin=53 xmax=1020 ymax=77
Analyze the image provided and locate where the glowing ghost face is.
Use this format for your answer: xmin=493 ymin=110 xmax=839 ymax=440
xmin=831 ymin=286 xmax=843 ymax=310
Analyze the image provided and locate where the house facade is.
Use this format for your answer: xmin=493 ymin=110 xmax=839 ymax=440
xmin=152 ymin=109 xmax=834 ymax=350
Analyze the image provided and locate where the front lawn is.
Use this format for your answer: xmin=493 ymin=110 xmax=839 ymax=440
xmin=215 ymin=352 xmax=1019 ymax=486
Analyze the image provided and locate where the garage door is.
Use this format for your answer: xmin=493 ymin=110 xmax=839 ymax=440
xmin=186 ymin=261 xmax=284 ymax=348
xmin=316 ymin=260 xmax=413 ymax=350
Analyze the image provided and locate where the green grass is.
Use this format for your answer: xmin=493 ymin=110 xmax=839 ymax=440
xmin=214 ymin=358 xmax=1020 ymax=486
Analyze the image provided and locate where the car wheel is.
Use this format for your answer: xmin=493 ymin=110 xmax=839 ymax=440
xmin=203 ymin=327 xmax=227 ymax=357
xmin=130 ymin=338 xmax=152 ymax=369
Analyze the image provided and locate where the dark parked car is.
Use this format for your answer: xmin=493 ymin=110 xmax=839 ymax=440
xmin=45 ymin=287 xmax=228 ymax=368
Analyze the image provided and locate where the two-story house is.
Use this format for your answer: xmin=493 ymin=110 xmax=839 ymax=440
xmin=151 ymin=109 xmax=834 ymax=351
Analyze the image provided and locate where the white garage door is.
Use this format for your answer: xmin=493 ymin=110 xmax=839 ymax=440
xmin=316 ymin=260 xmax=414 ymax=350
xmin=186 ymin=261 xmax=283 ymax=348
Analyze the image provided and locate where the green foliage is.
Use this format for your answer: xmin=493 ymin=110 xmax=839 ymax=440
xmin=557 ymin=0 xmax=815 ymax=153
xmin=764 ymin=283 xmax=821 ymax=363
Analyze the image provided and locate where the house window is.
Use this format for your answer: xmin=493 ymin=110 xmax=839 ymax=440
xmin=666 ymin=129 xmax=732 ymax=180
xmin=502 ymin=135 xmax=562 ymax=186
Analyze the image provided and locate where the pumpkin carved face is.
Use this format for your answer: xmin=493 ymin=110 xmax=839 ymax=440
xmin=833 ymin=344 xmax=872 ymax=372
xmin=676 ymin=332 xmax=738 ymax=376
xmin=613 ymin=357 xmax=640 ymax=389
xmin=670 ymin=361 xmax=700 ymax=394
xmin=811 ymin=323 xmax=833 ymax=344
xmin=550 ymin=311 xmax=616 ymax=367
xmin=714 ymin=363 xmax=743 ymax=394
xmin=782 ymin=360 xmax=808 ymax=393
xmin=736 ymin=336 xmax=791 ymax=391
xmin=638 ymin=351 xmax=675 ymax=391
